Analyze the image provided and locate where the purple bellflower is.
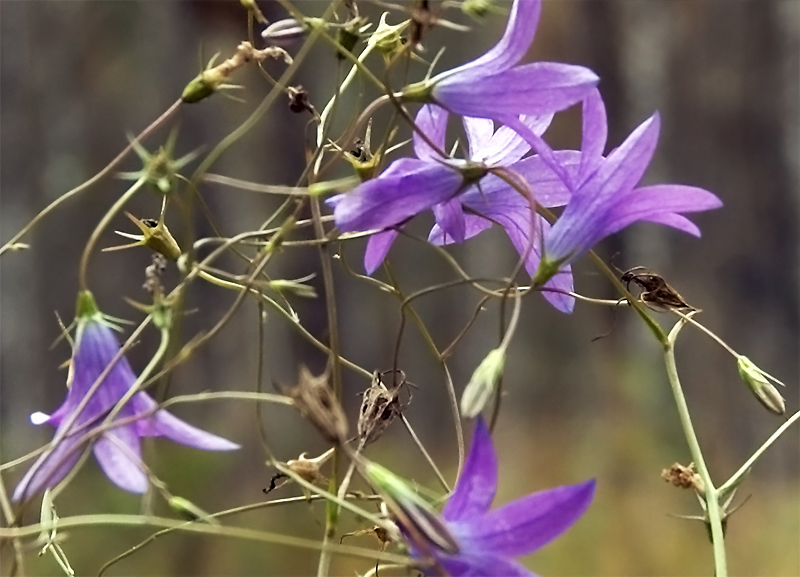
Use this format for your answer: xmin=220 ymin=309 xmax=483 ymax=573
xmin=329 ymin=103 xmax=579 ymax=312
xmin=402 ymin=0 xmax=598 ymax=125
xmin=532 ymin=90 xmax=723 ymax=286
xmin=369 ymin=418 xmax=595 ymax=576
xmin=13 ymin=291 xmax=239 ymax=502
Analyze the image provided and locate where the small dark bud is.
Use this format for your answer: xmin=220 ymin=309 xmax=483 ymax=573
xmin=287 ymin=86 xmax=314 ymax=115
xmin=281 ymin=366 xmax=348 ymax=443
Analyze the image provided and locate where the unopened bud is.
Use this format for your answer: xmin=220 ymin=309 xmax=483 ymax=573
xmin=738 ymin=356 xmax=786 ymax=415
xmin=462 ymin=0 xmax=504 ymax=21
xmin=369 ymin=13 xmax=410 ymax=58
xmin=261 ymin=18 xmax=306 ymax=47
xmin=168 ymin=496 xmax=218 ymax=524
xmin=365 ymin=461 xmax=459 ymax=555
xmin=460 ymin=348 xmax=505 ymax=418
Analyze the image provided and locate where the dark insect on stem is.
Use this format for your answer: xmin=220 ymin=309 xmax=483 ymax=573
xmin=263 ymin=472 xmax=288 ymax=494
xmin=620 ymin=266 xmax=698 ymax=313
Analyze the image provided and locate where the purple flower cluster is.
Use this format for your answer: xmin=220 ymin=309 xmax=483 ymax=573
xmin=330 ymin=0 xmax=721 ymax=312
xmin=14 ymin=292 xmax=238 ymax=501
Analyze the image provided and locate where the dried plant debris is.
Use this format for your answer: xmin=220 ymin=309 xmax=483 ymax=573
xmin=281 ymin=366 xmax=348 ymax=443
xmin=358 ymin=370 xmax=413 ymax=446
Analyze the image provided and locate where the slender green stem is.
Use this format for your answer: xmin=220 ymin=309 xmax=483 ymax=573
xmin=77 ymin=177 xmax=147 ymax=291
xmin=718 ymin=407 xmax=800 ymax=496
xmin=664 ymin=322 xmax=727 ymax=576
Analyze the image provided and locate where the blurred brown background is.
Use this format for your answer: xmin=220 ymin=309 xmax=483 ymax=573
xmin=1 ymin=1 xmax=798 ymax=576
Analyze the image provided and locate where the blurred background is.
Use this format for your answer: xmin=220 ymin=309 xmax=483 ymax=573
xmin=1 ymin=1 xmax=798 ymax=575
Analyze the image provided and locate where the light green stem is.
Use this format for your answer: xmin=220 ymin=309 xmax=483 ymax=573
xmin=664 ymin=326 xmax=727 ymax=576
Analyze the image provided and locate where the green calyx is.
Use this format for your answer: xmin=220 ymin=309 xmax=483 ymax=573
xmin=75 ymin=290 xmax=101 ymax=320
xmin=400 ymin=80 xmax=435 ymax=104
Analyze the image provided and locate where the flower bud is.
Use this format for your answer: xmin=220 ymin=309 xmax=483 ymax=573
xmin=738 ymin=356 xmax=786 ymax=415
xmin=461 ymin=0 xmax=504 ymax=21
xmin=460 ymin=348 xmax=505 ymax=418
xmin=261 ymin=18 xmax=306 ymax=47
xmin=365 ymin=461 xmax=459 ymax=555
xmin=168 ymin=496 xmax=218 ymax=524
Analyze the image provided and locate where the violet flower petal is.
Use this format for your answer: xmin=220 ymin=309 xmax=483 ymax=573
xmin=452 ymin=479 xmax=595 ymax=558
xmin=440 ymin=0 xmax=542 ymax=80
xmin=92 ymin=425 xmax=149 ymax=494
xmin=544 ymin=114 xmax=661 ymax=263
xmin=435 ymin=63 xmax=599 ymax=120
xmin=12 ymin=434 xmax=83 ymax=502
xmin=332 ymin=159 xmax=464 ymax=232
xmin=433 ymin=197 xmax=467 ymax=243
xmin=429 ymin=214 xmax=492 ymax=245
xmin=129 ymin=393 xmax=241 ymax=451
xmin=438 ymin=552 xmax=537 ymax=577
xmin=364 ymin=228 xmax=401 ymax=274
xmin=442 ymin=418 xmax=497 ymax=521
xmin=577 ymin=88 xmax=608 ymax=185
xmin=413 ymin=104 xmax=449 ymax=162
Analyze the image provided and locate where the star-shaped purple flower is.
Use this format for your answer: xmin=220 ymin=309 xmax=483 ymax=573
xmin=403 ymin=0 xmax=599 ymax=124
xmin=330 ymin=103 xmax=579 ymax=312
xmin=533 ymin=90 xmax=723 ymax=286
xmin=13 ymin=292 xmax=239 ymax=502
xmin=371 ymin=418 xmax=595 ymax=577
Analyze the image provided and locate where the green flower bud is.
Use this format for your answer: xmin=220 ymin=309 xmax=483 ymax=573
xmin=738 ymin=356 xmax=786 ymax=415
xmin=460 ymin=348 xmax=505 ymax=418
xmin=168 ymin=496 xmax=218 ymax=524
xmin=461 ymin=0 xmax=505 ymax=21
xmin=365 ymin=461 xmax=459 ymax=554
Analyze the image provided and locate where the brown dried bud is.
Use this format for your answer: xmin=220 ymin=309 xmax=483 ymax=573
xmin=661 ymin=462 xmax=705 ymax=495
xmin=282 ymin=366 xmax=348 ymax=443
xmin=287 ymin=86 xmax=314 ymax=115
xmin=358 ymin=371 xmax=410 ymax=446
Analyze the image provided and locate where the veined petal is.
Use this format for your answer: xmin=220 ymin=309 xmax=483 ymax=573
xmin=364 ymin=229 xmax=401 ymax=274
xmin=437 ymin=551 xmax=537 ymax=577
xmin=332 ymin=159 xmax=464 ymax=232
xmin=443 ymin=418 xmax=497 ymax=521
xmin=453 ymin=479 xmax=595 ymax=557
xmin=439 ymin=0 xmax=542 ymax=80
xmin=472 ymin=115 xmax=554 ymax=166
xmin=433 ymin=197 xmax=467 ymax=243
xmin=413 ymin=105 xmax=449 ymax=162
xmin=643 ymin=213 xmax=700 ymax=236
xmin=435 ymin=63 xmax=599 ymax=120
xmin=93 ymin=425 xmax=148 ymax=494
xmin=464 ymin=117 xmax=495 ymax=159
xmin=129 ymin=393 xmax=240 ymax=451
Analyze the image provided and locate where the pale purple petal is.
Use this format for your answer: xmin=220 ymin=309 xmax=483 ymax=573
xmin=503 ymin=151 xmax=580 ymax=207
xmin=413 ymin=105 xmax=449 ymax=162
xmin=435 ymin=63 xmax=599 ymax=120
xmin=453 ymin=480 xmax=595 ymax=557
xmin=432 ymin=197 xmax=467 ymax=243
xmin=364 ymin=229 xmax=400 ymax=274
xmin=442 ymin=418 xmax=497 ymax=521
xmin=129 ymin=393 xmax=240 ymax=451
xmin=463 ymin=117 xmax=495 ymax=159
xmin=472 ymin=115 xmax=554 ymax=166
xmin=93 ymin=426 xmax=149 ymax=494
xmin=440 ymin=0 xmax=542 ymax=80
xmin=437 ymin=552 xmax=537 ymax=577
xmin=332 ymin=159 xmax=464 ymax=232
xmin=577 ymin=88 xmax=607 ymax=185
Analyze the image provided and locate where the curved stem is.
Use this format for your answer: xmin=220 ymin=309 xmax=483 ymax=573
xmin=0 ymin=100 xmax=181 ymax=257
xmin=77 ymin=177 xmax=147 ymax=291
